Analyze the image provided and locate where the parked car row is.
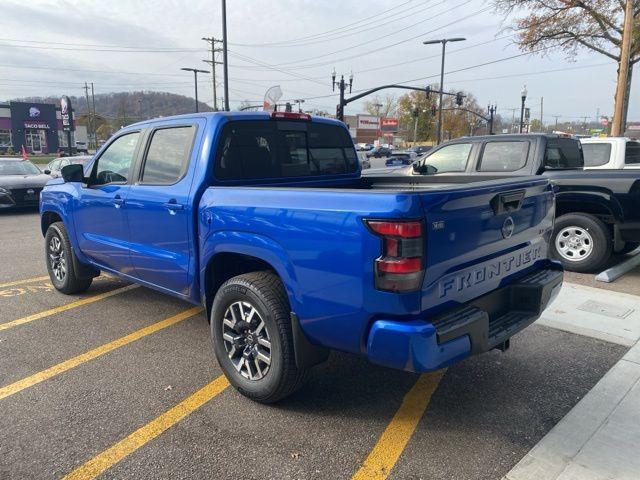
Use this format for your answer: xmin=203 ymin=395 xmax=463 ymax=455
xmin=0 ymin=155 xmax=92 ymax=210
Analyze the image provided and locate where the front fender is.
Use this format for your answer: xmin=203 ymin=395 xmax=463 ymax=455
xmin=199 ymin=230 xmax=302 ymax=314
xmin=40 ymin=184 xmax=93 ymax=266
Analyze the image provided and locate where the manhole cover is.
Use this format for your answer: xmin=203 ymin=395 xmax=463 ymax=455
xmin=577 ymin=300 xmax=634 ymax=319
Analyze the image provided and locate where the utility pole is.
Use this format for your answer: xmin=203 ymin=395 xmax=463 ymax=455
xmin=83 ymin=82 xmax=94 ymax=150
xmin=90 ymin=83 xmax=97 ymax=148
xmin=611 ymin=0 xmax=634 ymax=136
xmin=553 ymin=115 xmax=560 ymax=131
xmin=202 ymin=37 xmax=223 ymax=111
xmin=221 ymin=0 xmax=230 ymax=111
xmin=423 ymin=37 xmax=466 ymax=145
xmin=540 ymin=97 xmax=544 ymax=133
xmin=332 ymin=69 xmax=353 ymax=121
xmin=181 ymin=67 xmax=210 ymax=112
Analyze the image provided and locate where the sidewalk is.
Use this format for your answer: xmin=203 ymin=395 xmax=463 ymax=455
xmin=505 ymin=282 xmax=640 ymax=480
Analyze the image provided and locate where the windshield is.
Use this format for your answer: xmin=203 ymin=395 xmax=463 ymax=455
xmin=0 ymin=160 xmax=42 ymax=175
xmin=215 ymin=120 xmax=358 ymax=180
xmin=582 ymin=143 xmax=611 ymax=167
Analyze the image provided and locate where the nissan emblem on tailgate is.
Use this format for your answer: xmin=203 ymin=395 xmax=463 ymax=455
xmin=502 ymin=217 xmax=515 ymax=239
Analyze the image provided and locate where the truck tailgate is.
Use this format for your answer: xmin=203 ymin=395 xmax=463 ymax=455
xmin=418 ymin=176 xmax=555 ymax=314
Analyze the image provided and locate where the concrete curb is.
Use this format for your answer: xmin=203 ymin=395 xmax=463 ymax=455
xmin=596 ymin=249 xmax=640 ymax=283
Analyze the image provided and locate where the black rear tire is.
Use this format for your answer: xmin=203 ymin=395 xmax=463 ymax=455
xmin=45 ymin=222 xmax=93 ymax=294
xmin=551 ymin=213 xmax=612 ymax=273
xmin=211 ymin=271 xmax=307 ymax=403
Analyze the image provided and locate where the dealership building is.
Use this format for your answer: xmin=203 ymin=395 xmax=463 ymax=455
xmin=344 ymin=114 xmax=400 ymax=145
xmin=0 ymin=101 xmax=87 ymax=154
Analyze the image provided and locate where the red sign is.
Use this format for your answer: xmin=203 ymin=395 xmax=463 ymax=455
xmin=380 ymin=117 xmax=399 ymax=132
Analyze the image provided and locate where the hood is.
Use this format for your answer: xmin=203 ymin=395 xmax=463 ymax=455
xmin=0 ymin=173 xmax=52 ymax=189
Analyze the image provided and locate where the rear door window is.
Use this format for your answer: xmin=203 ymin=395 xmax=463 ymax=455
xmin=582 ymin=143 xmax=612 ymax=167
xmin=215 ymin=120 xmax=358 ymax=180
xmin=625 ymin=141 xmax=640 ymax=165
xmin=478 ymin=141 xmax=529 ymax=171
xmin=544 ymin=138 xmax=584 ymax=169
xmin=140 ymin=126 xmax=196 ymax=184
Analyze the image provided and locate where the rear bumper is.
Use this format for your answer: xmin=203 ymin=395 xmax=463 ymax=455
xmin=366 ymin=264 xmax=563 ymax=372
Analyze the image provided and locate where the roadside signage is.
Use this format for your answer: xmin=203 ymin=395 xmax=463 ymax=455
xmin=357 ymin=115 xmax=379 ymax=130
xmin=23 ymin=121 xmax=51 ymax=129
xmin=380 ymin=117 xmax=399 ymax=133
xmin=60 ymin=96 xmax=74 ymax=132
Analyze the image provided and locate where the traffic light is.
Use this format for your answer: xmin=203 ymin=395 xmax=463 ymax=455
xmin=455 ymin=92 xmax=464 ymax=107
xmin=431 ymin=105 xmax=437 ymax=116
xmin=425 ymin=86 xmax=431 ymax=99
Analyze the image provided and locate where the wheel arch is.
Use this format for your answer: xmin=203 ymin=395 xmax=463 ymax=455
xmin=41 ymin=210 xmax=63 ymax=236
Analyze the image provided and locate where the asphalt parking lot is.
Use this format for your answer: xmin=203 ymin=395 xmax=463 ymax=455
xmin=0 ymin=210 xmax=630 ymax=480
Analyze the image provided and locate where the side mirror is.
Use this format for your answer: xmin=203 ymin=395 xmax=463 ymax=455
xmin=61 ymin=163 xmax=85 ymax=183
xmin=43 ymin=169 xmax=51 ymax=175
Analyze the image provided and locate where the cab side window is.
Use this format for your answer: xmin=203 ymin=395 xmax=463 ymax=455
xmin=478 ymin=141 xmax=529 ymax=172
xmin=625 ymin=141 xmax=640 ymax=165
xmin=420 ymin=143 xmax=472 ymax=173
xmin=92 ymin=132 xmax=140 ymax=185
xmin=140 ymin=126 xmax=196 ymax=184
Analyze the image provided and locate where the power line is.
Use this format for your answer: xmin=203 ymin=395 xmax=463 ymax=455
xmin=229 ymin=1 xmax=481 ymax=71
xmin=0 ymin=41 xmax=203 ymax=53
xmin=228 ymin=0 xmax=417 ymax=47
xmin=231 ymin=0 xmax=443 ymax=48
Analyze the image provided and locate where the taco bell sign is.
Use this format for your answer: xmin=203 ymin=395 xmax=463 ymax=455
xmin=60 ymin=95 xmax=74 ymax=132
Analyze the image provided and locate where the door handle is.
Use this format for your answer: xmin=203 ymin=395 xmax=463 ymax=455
xmin=113 ymin=195 xmax=125 ymax=208
xmin=163 ymin=202 xmax=184 ymax=211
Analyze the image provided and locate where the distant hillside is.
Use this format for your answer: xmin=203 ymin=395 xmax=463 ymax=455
xmin=13 ymin=91 xmax=213 ymax=123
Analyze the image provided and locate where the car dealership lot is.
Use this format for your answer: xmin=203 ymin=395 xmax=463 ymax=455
xmin=0 ymin=211 xmax=632 ymax=480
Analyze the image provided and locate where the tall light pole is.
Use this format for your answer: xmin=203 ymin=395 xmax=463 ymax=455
xmin=181 ymin=67 xmax=210 ymax=112
xmin=519 ymin=85 xmax=528 ymax=133
xmin=423 ymin=37 xmax=465 ymax=145
xmin=221 ymin=0 xmax=230 ymax=111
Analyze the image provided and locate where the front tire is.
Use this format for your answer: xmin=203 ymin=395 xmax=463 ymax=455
xmin=211 ymin=271 xmax=307 ymax=403
xmin=551 ymin=213 xmax=612 ymax=273
xmin=45 ymin=222 xmax=93 ymax=294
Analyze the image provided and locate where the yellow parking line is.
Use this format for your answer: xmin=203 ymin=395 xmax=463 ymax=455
xmin=0 ymin=275 xmax=49 ymax=288
xmin=351 ymin=370 xmax=445 ymax=480
xmin=0 ymin=306 xmax=202 ymax=400
xmin=0 ymin=284 xmax=140 ymax=332
xmin=63 ymin=375 xmax=229 ymax=480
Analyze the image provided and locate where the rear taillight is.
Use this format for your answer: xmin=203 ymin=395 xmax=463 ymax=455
xmin=365 ymin=220 xmax=425 ymax=292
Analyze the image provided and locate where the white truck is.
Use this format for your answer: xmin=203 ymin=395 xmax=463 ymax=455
xmin=581 ymin=137 xmax=640 ymax=169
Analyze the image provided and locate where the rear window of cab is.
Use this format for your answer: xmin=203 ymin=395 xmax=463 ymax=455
xmin=215 ymin=120 xmax=358 ymax=180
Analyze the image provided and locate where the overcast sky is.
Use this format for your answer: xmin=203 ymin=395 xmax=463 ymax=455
xmin=0 ymin=0 xmax=636 ymax=124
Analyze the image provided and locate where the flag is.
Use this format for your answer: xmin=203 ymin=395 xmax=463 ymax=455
xmin=21 ymin=145 xmax=29 ymax=161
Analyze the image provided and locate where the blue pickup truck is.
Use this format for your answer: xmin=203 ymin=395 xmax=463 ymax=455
xmin=40 ymin=111 xmax=562 ymax=402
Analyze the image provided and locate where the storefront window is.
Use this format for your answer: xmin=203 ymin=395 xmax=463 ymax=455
xmin=0 ymin=130 xmax=11 ymax=147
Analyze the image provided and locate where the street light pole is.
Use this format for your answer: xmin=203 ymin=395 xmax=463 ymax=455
xmin=519 ymin=85 xmax=528 ymax=133
xmin=332 ymin=69 xmax=353 ymax=122
xmin=488 ymin=104 xmax=497 ymax=135
xmin=181 ymin=67 xmax=210 ymax=113
xmin=221 ymin=0 xmax=230 ymax=112
xmin=423 ymin=37 xmax=465 ymax=145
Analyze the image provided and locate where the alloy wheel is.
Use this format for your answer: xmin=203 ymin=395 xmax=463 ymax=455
xmin=48 ymin=234 xmax=67 ymax=281
xmin=221 ymin=301 xmax=271 ymax=381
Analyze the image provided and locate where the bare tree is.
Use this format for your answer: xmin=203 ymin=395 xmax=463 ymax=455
xmin=363 ymin=94 xmax=397 ymax=118
xmin=493 ymin=0 xmax=639 ymax=129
